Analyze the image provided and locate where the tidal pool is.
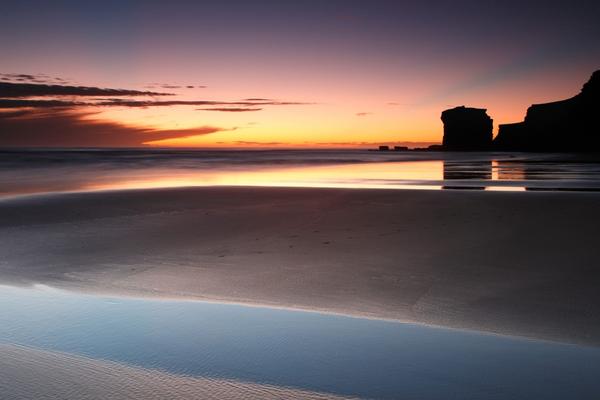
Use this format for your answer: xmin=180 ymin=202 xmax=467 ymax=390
xmin=1 ymin=285 xmax=599 ymax=399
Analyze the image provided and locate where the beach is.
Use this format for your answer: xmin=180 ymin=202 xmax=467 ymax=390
xmin=2 ymin=186 xmax=599 ymax=345
xmin=3 ymin=2 xmax=599 ymax=397
xmin=0 ymin=344 xmax=356 ymax=400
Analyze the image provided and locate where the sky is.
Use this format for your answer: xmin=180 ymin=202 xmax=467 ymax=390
xmin=0 ymin=0 xmax=598 ymax=148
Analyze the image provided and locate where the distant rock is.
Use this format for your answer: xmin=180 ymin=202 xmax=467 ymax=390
xmin=427 ymin=144 xmax=444 ymax=151
xmin=494 ymin=70 xmax=600 ymax=151
xmin=441 ymin=106 xmax=493 ymax=150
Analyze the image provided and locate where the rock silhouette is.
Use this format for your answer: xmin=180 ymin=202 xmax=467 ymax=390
xmin=494 ymin=70 xmax=600 ymax=151
xmin=441 ymin=106 xmax=493 ymax=150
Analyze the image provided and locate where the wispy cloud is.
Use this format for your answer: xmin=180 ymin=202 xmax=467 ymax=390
xmin=95 ymin=99 xmax=307 ymax=108
xmin=0 ymin=74 xmax=311 ymax=147
xmin=355 ymin=112 xmax=372 ymax=116
xmin=198 ymin=107 xmax=262 ymax=112
xmin=0 ymin=99 xmax=88 ymax=108
xmin=0 ymin=78 xmax=309 ymax=110
xmin=145 ymin=83 xmax=207 ymax=90
xmin=0 ymin=81 xmax=172 ymax=98
xmin=0 ymin=73 xmax=71 ymax=84
xmin=0 ymin=109 xmax=230 ymax=147
xmin=0 ymin=98 xmax=309 ymax=109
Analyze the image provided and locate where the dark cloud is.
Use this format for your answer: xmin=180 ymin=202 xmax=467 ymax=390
xmin=0 ymin=78 xmax=307 ymax=113
xmin=0 ymin=98 xmax=309 ymax=109
xmin=355 ymin=112 xmax=372 ymax=116
xmin=4 ymin=74 xmax=37 ymax=80
xmin=145 ymin=84 xmax=206 ymax=89
xmin=0 ymin=75 xmax=310 ymax=147
xmin=0 ymin=81 xmax=172 ymax=98
xmin=0 ymin=109 xmax=32 ymax=119
xmin=0 ymin=73 xmax=65 ymax=84
xmin=198 ymin=107 xmax=262 ymax=112
xmin=0 ymin=109 xmax=228 ymax=147
xmin=0 ymin=99 xmax=87 ymax=108
xmin=96 ymin=100 xmax=264 ymax=108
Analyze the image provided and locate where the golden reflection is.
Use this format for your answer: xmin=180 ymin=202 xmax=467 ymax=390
xmin=1 ymin=159 xmax=543 ymax=199
xmin=83 ymin=161 xmax=444 ymax=192
xmin=485 ymin=186 xmax=527 ymax=192
xmin=444 ymin=160 xmax=492 ymax=180
xmin=492 ymin=160 xmax=526 ymax=180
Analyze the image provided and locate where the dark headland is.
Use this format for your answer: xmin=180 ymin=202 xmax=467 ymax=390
xmin=446 ymin=70 xmax=599 ymax=152
xmin=441 ymin=106 xmax=493 ymax=150
xmin=375 ymin=70 xmax=599 ymax=152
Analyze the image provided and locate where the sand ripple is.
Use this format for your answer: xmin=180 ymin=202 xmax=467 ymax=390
xmin=0 ymin=344 xmax=356 ymax=400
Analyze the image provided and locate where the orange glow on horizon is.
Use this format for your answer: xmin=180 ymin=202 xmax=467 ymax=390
xmin=81 ymin=68 xmax=581 ymax=148
xmin=1 ymin=60 xmax=593 ymax=148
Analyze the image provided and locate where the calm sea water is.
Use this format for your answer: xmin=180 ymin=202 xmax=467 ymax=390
xmin=2 ymin=149 xmax=600 ymax=197
xmin=1 ymin=285 xmax=600 ymax=400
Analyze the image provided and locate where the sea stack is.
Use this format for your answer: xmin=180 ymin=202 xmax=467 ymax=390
xmin=494 ymin=70 xmax=600 ymax=151
xmin=441 ymin=106 xmax=493 ymax=150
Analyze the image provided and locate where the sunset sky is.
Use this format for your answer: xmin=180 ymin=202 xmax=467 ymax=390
xmin=1 ymin=0 xmax=598 ymax=148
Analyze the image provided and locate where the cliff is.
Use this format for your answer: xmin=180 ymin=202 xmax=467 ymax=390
xmin=494 ymin=70 xmax=600 ymax=151
xmin=441 ymin=106 xmax=493 ymax=150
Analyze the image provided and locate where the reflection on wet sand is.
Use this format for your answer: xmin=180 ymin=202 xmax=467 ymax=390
xmin=2 ymin=151 xmax=600 ymax=197
xmin=442 ymin=159 xmax=491 ymax=190
xmin=443 ymin=160 xmax=492 ymax=181
xmin=440 ymin=158 xmax=600 ymax=191
xmin=493 ymin=160 xmax=526 ymax=181
xmin=442 ymin=159 xmax=526 ymax=191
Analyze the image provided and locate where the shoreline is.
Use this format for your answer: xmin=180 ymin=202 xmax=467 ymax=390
xmin=14 ymin=281 xmax=598 ymax=351
xmin=0 ymin=343 xmax=355 ymax=400
xmin=1 ymin=186 xmax=600 ymax=345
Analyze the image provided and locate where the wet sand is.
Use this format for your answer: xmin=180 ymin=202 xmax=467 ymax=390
xmin=1 ymin=186 xmax=599 ymax=345
xmin=0 ymin=344 xmax=355 ymax=400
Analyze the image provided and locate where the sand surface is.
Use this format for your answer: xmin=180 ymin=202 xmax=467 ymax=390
xmin=1 ymin=186 xmax=600 ymax=344
xmin=0 ymin=344 xmax=355 ymax=400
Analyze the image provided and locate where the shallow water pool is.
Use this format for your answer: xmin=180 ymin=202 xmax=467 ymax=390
xmin=1 ymin=285 xmax=599 ymax=399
